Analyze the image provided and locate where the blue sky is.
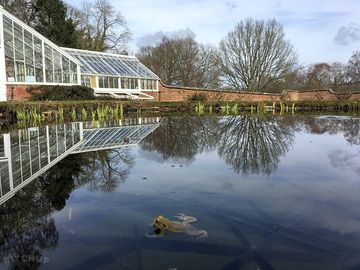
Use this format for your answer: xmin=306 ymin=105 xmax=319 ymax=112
xmin=66 ymin=0 xmax=360 ymax=65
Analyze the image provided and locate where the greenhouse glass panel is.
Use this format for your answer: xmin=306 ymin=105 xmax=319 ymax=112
xmin=73 ymin=55 xmax=93 ymax=74
xmin=62 ymin=56 xmax=70 ymax=83
xmin=123 ymin=59 xmax=157 ymax=78
xmin=45 ymin=45 xmax=54 ymax=83
xmin=79 ymin=65 xmax=93 ymax=74
xmin=70 ymin=62 xmax=78 ymax=84
xmin=98 ymin=77 xmax=104 ymax=88
xmin=147 ymin=80 xmax=151 ymax=90
xmin=53 ymin=50 xmax=62 ymax=83
xmin=121 ymin=78 xmax=129 ymax=89
xmin=24 ymin=30 xmax=35 ymax=82
xmin=3 ymin=15 xmax=14 ymax=59
xmin=82 ymin=55 xmax=115 ymax=75
xmin=0 ymin=162 xmax=10 ymax=195
xmin=97 ymin=76 xmax=119 ymax=89
xmin=140 ymin=79 xmax=145 ymax=89
xmin=104 ymin=77 xmax=109 ymax=88
xmin=3 ymin=15 xmax=12 ymax=36
xmin=130 ymin=78 xmax=137 ymax=89
xmin=13 ymin=22 xmax=25 ymax=82
xmin=34 ymin=37 xmax=43 ymax=82
xmin=3 ymin=16 xmax=15 ymax=82
xmin=103 ymin=58 xmax=136 ymax=76
xmin=13 ymin=23 xmax=23 ymax=62
xmin=81 ymin=76 xmax=91 ymax=87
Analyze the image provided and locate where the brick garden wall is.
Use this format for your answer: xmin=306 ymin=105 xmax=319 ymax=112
xmin=282 ymin=90 xmax=354 ymax=101
xmin=5 ymin=82 xmax=360 ymax=102
xmin=158 ymin=84 xmax=281 ymax=102
xmin=142 ymin=91 xmax=159 ymax=100
xmin=351 ymin=92 xmax=360 ymax=100
xmin=6 ymin=85 xmax=32 ymax=100
xmin=158 ymin=82 xmax=360 ymax=102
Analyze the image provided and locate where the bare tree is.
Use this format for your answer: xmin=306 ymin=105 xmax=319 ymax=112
xmin=305 ymin=63 xmax=332 ymax=89
xmin=261 ymin=66 xmax=308 ymax=92
xmin=137 ymin=37 xmax=221 ymax=88
xmin=218 ymin=18 xmax=297 ymax=92
xmin=71 ymin=0 xmax=131 ymax=52
xmin=0 ymin=0 xmax=36 ymax=25
xmin=196 ymin=44 xmax=222 ymax=89
xmin=347 ymin=51 xmax=360 ymax=89
xmin=137 ymin=39 xmax=176 ymax=85
xmin=330 ymin=62 xmax=349 ymax=92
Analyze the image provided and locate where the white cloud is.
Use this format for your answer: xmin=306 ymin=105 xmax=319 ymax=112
xmin=334 ymin=23 xmax=360 ymax=46
xmin=136 ymin=31 xmax=165 ymax=48
xmin=328 ymin=149 xmax=360 ymax=177
xmin=225 ymin=1 xmax=238 ymax=11
xmin=136 ymin=28 xmax=196 ymax=48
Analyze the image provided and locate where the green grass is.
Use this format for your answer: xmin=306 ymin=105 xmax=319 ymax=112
xmin=1 ymin=99 xmax=359 ymax=128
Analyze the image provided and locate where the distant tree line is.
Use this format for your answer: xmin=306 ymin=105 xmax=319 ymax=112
xmin=138 ymin=19 xmax=360 ymax=93
xmin=289 ymin=52 xmax=360 ymax=92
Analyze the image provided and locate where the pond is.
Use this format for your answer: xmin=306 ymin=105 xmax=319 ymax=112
xmin=0 ymin=114 xmax=360 ymax=270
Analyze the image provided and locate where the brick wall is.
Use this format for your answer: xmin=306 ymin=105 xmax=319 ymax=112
xmin=158 ymin=82 xmax=360 ymax=102
xmin=158 ymin=83 xmax=282 ymax=102
xmin=350 ymin=93 xmax=360 ymax=100
xmin=6 ymin=85 xmax=32 ymax=100
xmin=143 ymin=91 xmax=159 ymax=100
xmin=283 ymin=90 xmax=339 ymax=101
xmin=5 ymin=83 xmax=360 ymax=102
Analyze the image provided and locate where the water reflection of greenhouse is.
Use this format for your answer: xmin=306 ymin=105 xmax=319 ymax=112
xmin=0 ymin=117 xmax=160 ymax=205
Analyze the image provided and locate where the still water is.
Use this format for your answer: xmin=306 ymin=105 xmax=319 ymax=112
xmin=0 ymin=115 xmax=360 ymax=270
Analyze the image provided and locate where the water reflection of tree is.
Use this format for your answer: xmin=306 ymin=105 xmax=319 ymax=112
xmin=218 ymin=116 xmax=294 ymax=175
xmin=287 ymin=116 xmax=360 ymax=145
xmin=0 ymin=157 xmax=79 ymax=269
xmin=0 ymin=154 xmax=92 ymax=268
xmin=0 ymin=146 xmax=134 ymax=269
xmin=343 ymin=119 xmax=360 ymax=145
xmin=75 ymin=148 xmax=135 ymax=192
xmin=0 ymin=215 xmax=57 ymax=269
xmin=140 ymin=116 xmax=220 ymax=163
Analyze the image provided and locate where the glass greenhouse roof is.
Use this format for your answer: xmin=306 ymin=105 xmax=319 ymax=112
xmin=72 ymin=124 xmax=160 ymax=153
xmin=63 ymin=48 xmax=159 ymax=79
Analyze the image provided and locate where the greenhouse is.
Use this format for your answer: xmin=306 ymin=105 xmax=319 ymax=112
xmin=0 ymin=5 xmax=159 ymax=101
xmin=63 ymin=48 xmax=159 ymax=100
xmin=0 ymin=6 xmax=80 ymax=101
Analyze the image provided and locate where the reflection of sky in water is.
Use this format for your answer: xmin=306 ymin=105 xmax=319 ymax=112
xmin=2 ymin=116 xmax=360 ymax=269
xmin=328 ymin=149 xmax=360 ymax=177
xmin=59 ymin=127 xmax=360 ymax=237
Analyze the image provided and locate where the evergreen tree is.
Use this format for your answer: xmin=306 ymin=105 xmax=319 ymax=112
xmin=33 ymin=0 xmax=76 ymax=47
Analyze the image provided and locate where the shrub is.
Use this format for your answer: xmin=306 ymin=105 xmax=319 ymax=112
xmin=28 ymin=85 xmax=96 ymax=101
xmin=188 ymin=92 xmax=208 ymax=102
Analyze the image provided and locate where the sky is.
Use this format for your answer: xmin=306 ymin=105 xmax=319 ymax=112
xmin=66 ymin=0 xmax=360 ymax=65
